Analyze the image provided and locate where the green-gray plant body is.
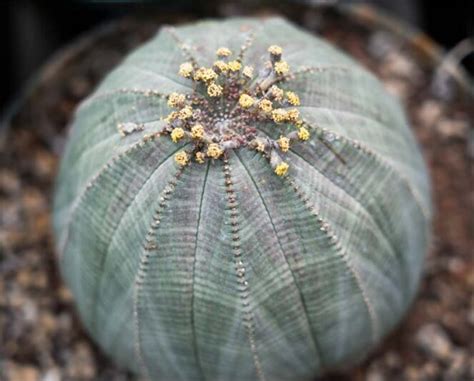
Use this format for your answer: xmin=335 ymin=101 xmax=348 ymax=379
xmin=53 ymin=17 xmax=432 ymax=381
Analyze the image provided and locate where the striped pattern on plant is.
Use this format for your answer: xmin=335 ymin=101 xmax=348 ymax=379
xmin=53 ymin=17 xmax=432 ymax=381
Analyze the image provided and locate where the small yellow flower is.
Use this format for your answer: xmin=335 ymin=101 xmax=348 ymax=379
xmin=213 ymin=60 xmax=229 ymax=73
xmin=239 ymin=94 xmax=255 ymax=108
xmin=178 ymin=62 xmax=193 ymax=78
xmin=258 ymin=99 xmax=273 ymax=113
xmin=204 ymin=68 xmax=218 ymax=82
xmin=274 ymin=60 xmax=290 ymax=75
xmin=286 ymin=108 xmax=300 ymax=122
xmin=175 ymin=151 xmax=189 ymax=166
xmin=256 ymin=140 xmax=266 ymax=152
xmin=216 ymin=47 xmax=232 ymax=57
xmin=170 ymin=127 xmax=185 ymax=143
xmin=195 ymin=151 xmax=205 ymax=164
xmin=286 ymin=91 xmax=300 ymax=106
xmin=193 ymin=68 xmax=204 ymax=81
xmin=270 ymin=85 xmax=284 ymax=101
xmin=194 ymin=67 xmax=218 ymax=82
xmin=271 ymin=108 xmax=288 ymax=123
xmin=167 ymin=92 xmax=186 ymax=108
xmin=207 ymin=143 xmax=224 ymax=159
xmin=228 ymin=60 xmax=242 ymax=72
xmin=191 ymin=124 xmax=205 ymax=139
xmin=164 ymin=111 xmax=179 ymax=123
xmin=178 ymin=105 xmax=193 ymax=120
xmin=278 ymin=136 xmax=290 ymax=152
xmin=207 ymin=82 xmax=223 ymax=97
xmin=298 ymin=127 xmax=310 ymax=141
xmin=242 ymin=66 xmax=254 ymax=78
xmin=268 ymin=45 xmax=283 ymax=56
xmin=275 ymin=162 xmax=289 ymax=176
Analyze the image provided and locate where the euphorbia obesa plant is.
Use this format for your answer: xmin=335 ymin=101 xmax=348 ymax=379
xmin=53 ymin=17 xmax=431 ymax=381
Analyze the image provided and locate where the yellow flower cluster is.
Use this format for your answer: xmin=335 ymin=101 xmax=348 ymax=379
xmin=274 ymin=60 xmax=290 ymax=75
xmin=286 ymin=91 xmax=300 ymax=106
xmin=278 ymin=136 xmax=290 ymax=152
xmin=270 ymin=85 xmax=284 ymax=101
xmin=191 ymin=124 xmax=205 ymax=139
xmin=167 ymin=92 xmax=186 ymax=108
xmin=207 ymin=143 xmax=223 ymax=159
xmin=256 ymin=140 xmax=266 ymax=152
xmin=242 ymin=66 xmax=254 ymax=78
xmin=178 ymin=105 xmax=193 ymax=120
xmin=175 ymin=151 xmax=189 ymax=166
xmin=239 ymin=94 xmax=254 ymax=108
xmin=195 ymin=151 xmax=205 ymax=164
xmin=286 ymin=108 xmax=300 ymax=122
xmin=216 ymin=47 xmax=232 ymax=57
xmin=171 ymin=127 xmax=185 ymax=142
xmin=271 ymin=108 xmax=300 ymax=124
xmin=213 ymin=60 xmax=229 ymax=73
xmin=207 ymin=83 xmax=223 ymax=97
xmin=164 ymin=111 xmax=178 ymax=123
xmin=274 ymin=162 xmax=289 ymax=176
xmin=271 ymin=108 xmax=288 ymax=123
xmin=258 ymin=99 xmax=273 ymax=113
xmin=298 ymin=127 xmax=310 ymax=141
xmin=160 ymin=43 xmax=307 ymax=172
xmin=228 ymin=60 xmax=242 ymax=72
xmin=268 ymin=45 xmax=283 ymax=56
xmin=194 ymin=67 xmax=218 ymax=82
xmin=178 ymin=62 xmax=193 ymax=78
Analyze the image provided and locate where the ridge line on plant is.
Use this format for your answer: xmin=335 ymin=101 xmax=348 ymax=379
xmin=267 ymin=65 xmax=351 ymax=88
xmin=222 ymin=158 xmax=266 ymax=381
xmin=285 ymin=146 xmax=407 ymax=301
xmin=58 ymin=136 xmax=162 ymax=257
xmin=301 ymin=119 xmax=431 ymax=222
xmin=77 ymin=88 xmax=170 ymax=113
xmin=133 ymin=165 xmax=187 ymax=380
xmin=234 ymin=150 xmax=325 ymax=368
xmin=283 ymin=175 xmax=380 ymax=344
xmin=190 ymin=161 xmax=211 ymax=381
xmin=165 ymin=26 xmax=201 ymax=69
xmin=90 ymin=143 xmax=189 ymax=336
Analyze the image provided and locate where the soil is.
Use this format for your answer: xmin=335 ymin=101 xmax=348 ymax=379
xmin=0 ymin=6 xmax=472 ymax=381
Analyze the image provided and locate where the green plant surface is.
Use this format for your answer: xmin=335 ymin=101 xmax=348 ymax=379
xmin=53 ymin=17 xmax=431 ymax=381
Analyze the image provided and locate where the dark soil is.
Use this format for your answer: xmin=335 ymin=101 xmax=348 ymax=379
xmin=0 ymin=6 xmax=472 ymax=381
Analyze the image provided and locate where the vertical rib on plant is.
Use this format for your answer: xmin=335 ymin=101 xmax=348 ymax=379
xmin=53 ymin=17 xmax=432 ymax=381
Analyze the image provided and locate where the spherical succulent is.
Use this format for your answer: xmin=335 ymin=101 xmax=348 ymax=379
xmin=53 ymin=17 xmax=432 ymax=381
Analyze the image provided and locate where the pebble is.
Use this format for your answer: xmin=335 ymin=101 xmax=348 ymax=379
xmin=415 ymin=323 xmax=453 ymax=362
xmin=22 ymin=298 xmax=39 ymax=323
xmin=4 ymin=362 xmax=40 ymax=381
xmin=416 ymin=100 xmax=444 ymax=127
xmin=41 ymin=368 xmax=60 ymax=381
xmin=0 ymin=169 xmax=20 ymax=194
xmin=366 ymin=365 xmax=386 ymax=381
xmin=383 ymin=351 xmax=402 ymax=369
xmin=445 ymin=349 xmax=470 ymax=380
xmin=381 ymin=51 xmax=422 ymax=81
xmin=66 ymin=342 xmax=97 ymax=379
xmin=436 ymin=118 xmax=469 ymax=139
xmin=383 ymin=78 xmax=411 ymax=100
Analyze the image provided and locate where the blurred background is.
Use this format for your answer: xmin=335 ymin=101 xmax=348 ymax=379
xmin=0 ymin=0 xmax=473 ymax=117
